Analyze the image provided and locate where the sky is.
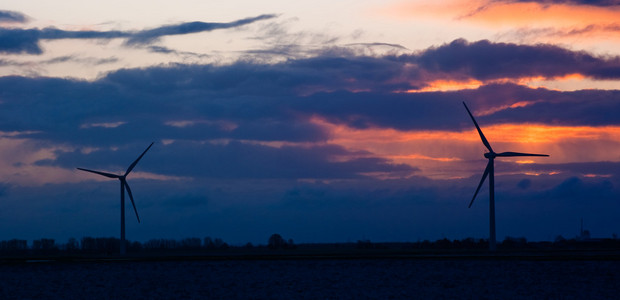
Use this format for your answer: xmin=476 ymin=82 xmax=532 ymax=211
xmin=1 ymin=0 xmax=620 ymax=245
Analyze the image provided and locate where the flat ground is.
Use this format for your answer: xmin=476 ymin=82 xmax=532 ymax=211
xmin=1 ymin=251 xmax=619 ymax=299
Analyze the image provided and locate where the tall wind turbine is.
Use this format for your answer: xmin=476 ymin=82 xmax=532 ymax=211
xmin=77 ymin=142 xmax=154 ymax=255
xmin=463 ymin=102 xmax=548 ymax=251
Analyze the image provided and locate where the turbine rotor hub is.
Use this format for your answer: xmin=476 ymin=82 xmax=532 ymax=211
xmin=484 ymin=152 xmax=496 ymax=159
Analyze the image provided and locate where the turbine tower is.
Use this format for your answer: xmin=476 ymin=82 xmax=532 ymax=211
xmin=77 ymin=142 xmax=154 ymax=255
xmin=463 ymin=102 xmax=548 ymax=251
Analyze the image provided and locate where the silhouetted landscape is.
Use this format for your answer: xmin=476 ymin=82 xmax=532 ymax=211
xmin=2 ymin=234 xmax=620 ymax=298
xmin=3 ymin=233 xmax=620 ymax=260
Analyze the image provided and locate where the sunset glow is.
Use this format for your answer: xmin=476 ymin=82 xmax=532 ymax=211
xmin=311 ymin=116 xmax=620 ymax=178
xmin=1 ymin=0 xmax=620 ymax=245
xmin=388 ymin=0 xmax=620 ymax=27
xmin=409 ymin=79 xmax=484 ymax=93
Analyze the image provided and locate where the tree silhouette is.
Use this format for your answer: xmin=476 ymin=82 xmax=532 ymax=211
xmin=268 ymin=233 xmax=286 ymax=249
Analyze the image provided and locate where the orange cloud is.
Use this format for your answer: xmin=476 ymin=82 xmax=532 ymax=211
xmin=407 ymin=73 xmax=616 ymax=94
xmin=524 ymin=74 xmax=620 ymax=91
xmin=583 ymin=173 xmax=613 ymax=178
xmin=315 ymin=116 xmax=620 ymax=152
xmin=385 ymin=1 xmax=620 ymax=26
xmin=311 ymin=116 xmax=620 ymax=179
xmin=463 ymin=2 xmax=620 ymax=27
xmin=407 ymin=79 xmax=484 ymax=93
xmin=479 ymin=124 xmax=620 ymax=144
xmin=380 ymin=0 xmax=620 ymax=51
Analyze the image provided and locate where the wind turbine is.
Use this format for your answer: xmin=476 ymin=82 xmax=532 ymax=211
xmin=77 ymin=142 xmax=154 ymax=255
xmin=463 ymin=102 xmax=548 ymax=251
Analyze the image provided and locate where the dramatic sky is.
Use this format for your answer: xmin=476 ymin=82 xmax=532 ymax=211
xmin=1 ymin=0 xmax=620 ymax=245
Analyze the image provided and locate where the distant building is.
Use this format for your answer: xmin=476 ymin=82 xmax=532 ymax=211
xmin=576 ymin=218 xmax=591 ymax=241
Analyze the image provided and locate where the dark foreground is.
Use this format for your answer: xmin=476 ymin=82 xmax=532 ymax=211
xmin=2 ymin=254 xmax=620 ymax=299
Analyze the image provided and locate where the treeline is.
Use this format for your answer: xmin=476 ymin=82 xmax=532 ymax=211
xmin=356 ymin=236 xmax=620 ymax=251
xmin=0 ymin=236 xmax=232 ymax=256
xmin=2 ymin=235 xmax=620 ymax=256
xmin=0 ymin=233 xmax=297 ymax=256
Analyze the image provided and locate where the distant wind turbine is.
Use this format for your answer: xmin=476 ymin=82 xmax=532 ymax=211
xmin=77 ymin=142 xmax=154 ymax=255
xmin=463 ymin=102 xmax=548 ymax=251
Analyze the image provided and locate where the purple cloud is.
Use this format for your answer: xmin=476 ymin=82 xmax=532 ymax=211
xmin=410 ymin=39 xmax=620 ymax=80
xmin=0 ymin=14 xmax=276 ymax=54
xmin=0 ymin=10 xmax=28 ymax=23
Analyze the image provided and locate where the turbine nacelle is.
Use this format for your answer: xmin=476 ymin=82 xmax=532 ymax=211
xmin=484 ymin=151 xmax=548 ymax=159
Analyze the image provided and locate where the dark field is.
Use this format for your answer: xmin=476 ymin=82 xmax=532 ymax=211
xmin=1 ymin=257 xmax=620 ymax=299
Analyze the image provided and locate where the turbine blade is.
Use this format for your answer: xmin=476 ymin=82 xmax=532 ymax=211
xmin=463 ymin=102 xmax=493 ymax=153
xmin=497 ymin=152 xmax=549 ymax=157
xmin=125 ymin=142 xmax=154 ymax=176
xmin=469 ymin=160 xmax=492 ymax=208
xmin=124 ymin=181 xmax=140 ymax=223
xmin=76 ymin=168 xmax=120 ymax=179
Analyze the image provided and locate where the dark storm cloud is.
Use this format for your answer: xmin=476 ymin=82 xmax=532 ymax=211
xmin=0 ymin=67 xmax=506 ymax=144
xmin=296 ymin=90 xmax=464 ymax=130
xmin=3 ymin=54 xmax=620 ymax=148
xmin=481 ymin=84 xmax=620 ymax=126
xmin=238 ymin=39 xmax=620 ymax=88
xmin=296 ymin=83 xmax=620 ymax=130
xmin=90 ymin=39 xmax=620 ymax=99
xmin=410 ymin=39 xmax=620 ymax=80
xmin=0 ymin=14 xmax=276 ymax=54
xmin=0 ymin=71 xmax=331 ymax=146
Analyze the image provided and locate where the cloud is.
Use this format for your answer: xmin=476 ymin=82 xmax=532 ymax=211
xmin=0 ymin=40 xmax=619 ymax=187
xmin=297 ymin=82 xmax=620 ymax=130
xmin=0 ymin=28 xmax=43 ymax=54
xmin=5 ymin=36 xmax=620 ymax=90
xmin=345 ymin=42 xmax=409 ymax=50
xmin=0 ymin=56 xmax=119 ymax=69
xmin=490 ymin=0 xmax=620 ymax=7
xmin=517 ymin=178 xmax=532 ymax=189
xmin=126 ymin=14 xmax=277 ymax=45
xmin=0 ymin=10 xmax=28 ymax=23
xmin=40 ymin=141 xmax=417 ymax=180
xmin=0 ymin=14 xmax=277 ymax=54
xmin=411 ymin=39 xmax=620 ymax=81
xmin=493 ymin=23 xmax=620 ymax=45
xmin=2 ymin=6 xmax=620 ymax=245
xmin=545 ymin=176 xmax=616 ymax=203
xmin=1 ymin=47 xmax=620 ymax=149
xmin=535 ymin=161 xmax=620 ymax=177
